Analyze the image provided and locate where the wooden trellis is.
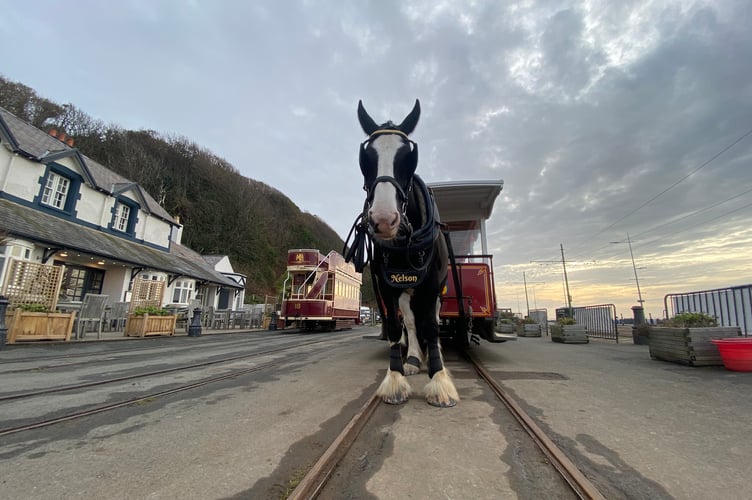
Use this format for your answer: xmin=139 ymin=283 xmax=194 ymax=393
xmin=129 ymin=277 xmax=165 ymax=312
xmin=1 ymin=257 xmax=64 ymax=311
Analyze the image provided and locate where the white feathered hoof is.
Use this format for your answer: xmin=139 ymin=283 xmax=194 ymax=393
xmin=424 ymin=369 xmax=459 ymax=408
xmin=377 ymin=369 xmax=412 ymax=405
xmin=404 ymin=356 xmax=421 ymax=376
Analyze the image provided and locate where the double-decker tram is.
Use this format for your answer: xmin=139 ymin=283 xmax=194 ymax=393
xmin=281 ymin=249 xmax=362 ymax=331
xmin=428 ymin=180 xmax=514 ymax=348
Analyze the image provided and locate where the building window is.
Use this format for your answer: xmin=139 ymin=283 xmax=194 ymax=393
xmin=172 ymin=280 xmax=194 ymax=304
xmin=35 ymin=164 xmax=82 ymax=216
xmin=41 ymin=171 xmax=70 ymax=209
xmin=110 ymin=198 xmax=138 ymax=235
xmin=114 ymin=203 xmax=131 ymax=232
xmin=58 ymin=265 xmax=105 ymax=300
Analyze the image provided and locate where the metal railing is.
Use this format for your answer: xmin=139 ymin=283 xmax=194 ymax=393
xmin=664 ymin=284 xmax=752 ymax=335
xmin=572 ymin=304 xmax=618 ymax=342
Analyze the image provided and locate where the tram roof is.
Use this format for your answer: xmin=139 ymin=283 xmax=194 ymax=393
xmin=427 ymin=179 xmax=504 ymax=222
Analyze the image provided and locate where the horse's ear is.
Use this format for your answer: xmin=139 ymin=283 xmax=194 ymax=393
xmin=358 ymin=100 xmax=379 ymax=136
xmin=397 ymin=99 xmax=421 ymax=136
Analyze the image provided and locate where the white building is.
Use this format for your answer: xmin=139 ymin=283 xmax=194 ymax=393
xmin=0 ymin=105 xmax=245 ymax=311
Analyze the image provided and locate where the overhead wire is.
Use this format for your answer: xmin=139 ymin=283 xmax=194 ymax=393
xmin=562 ymin=127 xmax=752 ymax=262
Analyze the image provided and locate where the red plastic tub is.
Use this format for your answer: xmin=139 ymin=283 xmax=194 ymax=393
xmin=711 ymin=338 xmax=752 ymax=372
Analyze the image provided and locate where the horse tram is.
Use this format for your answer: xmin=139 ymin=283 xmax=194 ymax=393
xmin=280 ymin=249 xmax=362 ymax=331
xmin=429 ymin=179 xmax=513 ymax=348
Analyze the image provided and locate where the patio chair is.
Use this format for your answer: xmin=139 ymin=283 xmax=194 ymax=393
xmin=76 ymin=293 xmax=109 ymax=340
xmin=108 ymin=301 xmax=129 ymax=332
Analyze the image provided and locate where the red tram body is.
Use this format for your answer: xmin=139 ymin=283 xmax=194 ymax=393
xmin=428 ymin=180 xmax=515 ymax=347
xmin=281 ymin=249 xmax=362 ymax=331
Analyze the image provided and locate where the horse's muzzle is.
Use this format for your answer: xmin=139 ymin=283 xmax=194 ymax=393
xmin=368 ymin=210 xmax=400 ymax=240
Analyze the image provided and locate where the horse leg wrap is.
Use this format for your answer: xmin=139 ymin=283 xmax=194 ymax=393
xmin=406 ymin=356 xmax=421 ymax=370
xmin=389 ymin=343 xmax=404 ymax=375
xmin=427 ymin=344 xmax=442 ymax=378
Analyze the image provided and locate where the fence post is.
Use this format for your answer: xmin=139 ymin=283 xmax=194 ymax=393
xmin=0 ymin=296 xmax=8 ymax=349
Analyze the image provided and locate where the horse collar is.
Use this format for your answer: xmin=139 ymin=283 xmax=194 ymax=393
xmin=372 ymin=175 xmax=440 ymax=289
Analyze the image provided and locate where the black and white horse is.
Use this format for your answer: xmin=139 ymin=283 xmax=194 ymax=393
xmin=351 ymin=99 xmax=459 ymax=407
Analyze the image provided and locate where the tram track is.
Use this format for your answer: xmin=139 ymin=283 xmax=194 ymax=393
xmin=0 ymin=336 xmax=333 ymax=402
xmin=0 ymin=334 xmax=352 ymax=438
xmin=0 ymin=330 xmax=311 ymax=372
xmin=288 ymin=350 xmax=606 ymax=500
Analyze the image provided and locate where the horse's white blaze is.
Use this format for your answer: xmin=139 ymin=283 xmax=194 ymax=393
xmin=399 ymin=291 xmax=422 ymax=375
xmin=369 ymin=135 xmax=403 ymax=239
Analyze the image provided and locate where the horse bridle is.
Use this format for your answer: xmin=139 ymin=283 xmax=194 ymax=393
xmin=359 ymin=128 xmax=418 ymax=225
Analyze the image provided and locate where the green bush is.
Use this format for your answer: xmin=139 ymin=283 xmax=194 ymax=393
xmin=16 ymin=303 xmax=49 ymax=312
xmin=556 ymin=317 xmax=576 ymax=325
xmin=521 ymin=317 xmax=538 ymax=324
xmin=133 ymin=306 xmax=171 ymax=316
xmin=665 ymin=312 xmax=718 ymax=328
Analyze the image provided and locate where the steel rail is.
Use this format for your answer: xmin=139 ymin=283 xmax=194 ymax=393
xmin=0 ymin=344 xmax=340 ymax=438
xmin=0 ymin=337 xmax=337 ymax=402
xmin=288 ymin=393 xmax=381 ymax=500
xmin=463 ymin=350 xmax=606 ymax=500
xmin=0 ymin=330 xmax=308 ymax=371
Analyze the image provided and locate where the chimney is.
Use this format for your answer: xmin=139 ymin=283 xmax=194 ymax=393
xmin=66 ymin=137 xmax=74 ymax=147
xmin=49 ymin=128 xmax=58 ymax=138
xmin=58 ymin=132 xmax=67 ymax=143
xmin=171 ymin=217 xmax=184 ymax=244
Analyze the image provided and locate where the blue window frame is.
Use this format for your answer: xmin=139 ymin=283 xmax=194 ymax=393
xmin=109 ymin=197 xmax=139 ymax=236
xmin=34 ymin=163 xmax=82 ymax=216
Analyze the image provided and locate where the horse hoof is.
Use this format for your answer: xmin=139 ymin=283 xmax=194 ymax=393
xmin=382 ymin=394 xmax=409 ymax=405
xmin=427 ymin=397 xmax=457 ymax=408
xmin=404 ymin=359 xmax=420 ymax=376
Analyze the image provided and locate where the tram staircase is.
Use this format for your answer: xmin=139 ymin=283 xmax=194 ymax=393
xmin=285 ymin=250 xmax=335 ymax=302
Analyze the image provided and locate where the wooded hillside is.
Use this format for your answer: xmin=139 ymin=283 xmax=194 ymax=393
xmin=0 ymin=76 xmax=373 ymax=303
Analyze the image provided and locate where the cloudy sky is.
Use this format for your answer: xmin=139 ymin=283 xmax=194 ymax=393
xmin=2 ymin=0 xmax=751 ymax=320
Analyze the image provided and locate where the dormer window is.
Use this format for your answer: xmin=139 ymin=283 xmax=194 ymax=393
xmin=114 ymin=202 xmax=131 ymax=232
xmin=41 ymin=171 xmax=70 ymax=209
xmin=109 ymin=197 xmax=138 ymax=236
xmin=34 ymin=164 xmax=81 ymax=215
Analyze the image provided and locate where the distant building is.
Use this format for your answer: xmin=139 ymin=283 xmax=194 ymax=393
xmin=0 ymin=105 xmax=245 ymax=309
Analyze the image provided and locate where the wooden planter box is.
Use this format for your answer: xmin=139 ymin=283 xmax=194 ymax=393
xmin=551 ymin=324 xmax=588 ymax=344
xmin=5 ymin=310 xmax=76 ymax=343
xmin=496 ymin=323 xmax=516 ymax=335
xmin=124 ymin=314 xmax=177 ymax=338
xmin=648 ymin=326 xmax=741 ymax=366
xmin=517 ymin=323 xmax=542 ymax=337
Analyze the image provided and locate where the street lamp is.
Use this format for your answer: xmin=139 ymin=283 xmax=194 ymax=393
xmin=610 ymin=233 xmax=644 ymax=306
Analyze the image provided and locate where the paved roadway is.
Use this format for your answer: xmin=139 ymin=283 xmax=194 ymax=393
xmin=0 ymin=326 xmax=749 ymax=499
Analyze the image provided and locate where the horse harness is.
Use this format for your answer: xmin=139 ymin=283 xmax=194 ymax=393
xmin=344 ymin=129 xmax=470 ymax=339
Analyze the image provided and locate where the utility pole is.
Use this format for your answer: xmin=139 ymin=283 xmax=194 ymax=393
xmin=561 ymin=243 xmax=572 ymax=315
xmin=530 ymin=243 xmax=576 ymax=317
xmin=626 ymin=233 xmax=644 ymax=305
xmin=610 ymin=233 xmax=645 ymax=306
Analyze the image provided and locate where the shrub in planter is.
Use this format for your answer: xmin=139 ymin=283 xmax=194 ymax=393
xmin=132 ymin=306 xmax=171 ymax=316
xmin=647 ymin=312 xmax=740 ymax=366
xmin=5 ymin=304 xmax=75 ymax=343
xmin=517 ymin=317 xmax=542 ymax=337
xmin=125 ymin=306 xmax=176 ymax=337
xmin=550 ymin=317 xmax=588 ymax=344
